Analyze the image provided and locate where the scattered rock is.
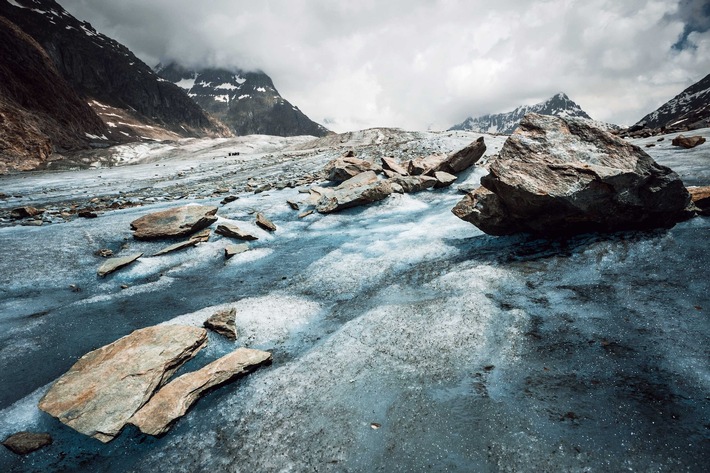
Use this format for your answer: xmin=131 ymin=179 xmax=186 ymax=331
xmin=407 ymin=137 xmax=486 ymax=176
xmin=97 ymin=253 xmax=142 ymax=277
xmin=453 ymin=113 xmax=691 ymax=236
xmin=94 ymin=248 xmax=114 ymax=258
xmin=130 ymin=205 xmax=218 ymax=240
xmin=189 ymin=228 xmax=211 ymax=243
xmin=645 ymin=143 xmax=656 ymax=148
xmin=220 ymin=195 xmax=238 ymax=205
xmin=298 ymin=210 xmax=314 ymax=218
xmin=343 ymin=150 xmax=355 ymax=157
xmin=316 ymin=171 xmax=393 ymax=213
xmin=381 ymin=156 xmax=408 ymax=176
xmin=2 ymin=432 xmax=52 ymax=455
xmin=407 ymin=154 xmax=445 ymax=176
xmin=688 ymin=186 xmax=710 ymax=216
xmin=657 ymin=137 xmax=665 ymax=141
xmin=69 ymin=284 xmax=81 ymax=292
xmin=38 ymin=325 xmax=208 ymax=442
xmin=153 ymin=240 xmax=198 ymax=257
xmin=390 ymin=175 xmax=437 ymax=193
xmin=78 ymin=209 xmax=98 ymax=218
xmin=433 ymin=171 xmax=457 ymax=188
xmin=224 ymin=243 xmax=249 ymax=259
xmin=287 ymin=200 xmax=300 ymax=210
xmin=255 ymin=213 xmax=277 ymax=232
xmin=204 ymin=307 xmax=237 ymax=339
xmin=671 ymin=135 xmax=706 ymax=149
xmin=129 ymin=348 xmax=272 ymax=436
xmin=215 ymin=223 xmax=258 ymax=241
xmin=325 ymin=157 xmax=375 ymax=182
xmin=10 ymin=206 xmax=41 ymax=219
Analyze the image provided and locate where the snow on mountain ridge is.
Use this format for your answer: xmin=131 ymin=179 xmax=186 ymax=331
xmin=635 ymin=72 xmax=710 ymax=131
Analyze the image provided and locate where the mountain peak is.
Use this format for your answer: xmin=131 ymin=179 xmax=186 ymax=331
xmin=449 ymin=93 xmax=592 ymax=134
xmin=634 ymin=72 xmax=710 ymax=131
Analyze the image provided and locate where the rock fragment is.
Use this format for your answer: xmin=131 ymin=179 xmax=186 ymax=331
xmin=203 ymin=307 xmax=237 ymax=339
xmin=10 ymin=206 xmax=41 ymax=219
xmin=433 ymin=171 xmax=457 ymax=188
xmin=130 ymin=205 xmax=218 ymax=240
xmin=97 ymin=253 xmax=142 ymax=277
xmin=2 ymin=432 xmax=52 ymax=455
xmin=316 ymin=171 xmax=393 ymax=213
xmin=216 ymin=223 xmax=258 ymax=241
xmin=688 ymin=186 xmax=710 ymax=215
xmin=671 ymin=135 xmax=706 ymax=149
xmin=224 ymin=243 xmax=249 ymax=259
xmin=381 ymin=156 xmax=409 ymax=176
xmin=255 ymin=213 xmax=277 ymax=232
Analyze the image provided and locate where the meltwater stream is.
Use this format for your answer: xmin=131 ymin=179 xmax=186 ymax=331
xmin=0 ymin=130 xmax=708 ymax=472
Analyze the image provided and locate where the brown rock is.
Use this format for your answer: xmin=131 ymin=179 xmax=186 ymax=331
xmin=671 ymin=135 xmax=706 ymax=149
xmin=215 ymin=223 xmax=258 ymax=241
xmin=204 ymin=307 xmax=237 ymax=339
xmin=453 ymin=113 xmax=691 ymax=236
xmin=2 ymin=432 xmax=52 ymax=455
xmin=407 ymin=137 xmax=486 ymax=176
xmin=316 ymin=171 xmax=393 ymax=213
xmin=688 ymin=186 xmax=710 ymax=216
xmin=381 ymin=156 xmax=408 ymax=176
xmin=97 ymin=253 xmax=142 ymax=277
xmin=130 ymin=205 xmax=218 ymax=240
xmin=390 ymin=175 xmax=437 ymax=193
xmin=153 ymin=240 xmax=198 ymax=257
xmin=189 ymin=228 xmax=211 ymax=243
xmin=10 ymin=206 xmax=41 ymax=219
xmin=298 ymin=209 xmax=314 ymax=218
xmin=38 ymin=325 xmax=208 ymax=442
xmin=433 ymin=171 xmax=457 ymax=188
xmin=220 ymin=195 xmax=238 ymax=205
xmin=255 ymin=213 xmax=277 ymax=232
xmin=287 ymin=200 xmax=300 ymax=210
xmin=129 ymin=348 xmax=272 ymax=436
xmin=325 ymin=157 xmax=374 ymax=182
xmin=224 ymin=243 xmax=249 ymax=259
xmin=78 ymin=209 xmax=98 ymax=218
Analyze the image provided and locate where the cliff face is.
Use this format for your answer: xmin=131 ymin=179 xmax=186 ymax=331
xmin=0 ymin=0 xmax=229 ymax=139
xmin=157 ymin=63 xmax=330 ymax=137
xmin=0 ymin=15 xmax=107 ymax=173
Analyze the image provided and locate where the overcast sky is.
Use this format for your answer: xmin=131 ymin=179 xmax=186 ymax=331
xmin=61 ymin=0 xmax=710 ymax=132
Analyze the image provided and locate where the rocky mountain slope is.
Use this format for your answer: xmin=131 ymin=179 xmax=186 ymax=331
xmin=449 ymin=93 xmax=593 ymax=134
xmin=156 ymin=63 xmax=329 ymax=138
xmin=0 ymin=15 xmax=107 ymax=173
xmin=634 ymin=72 xmax=710 ymax=132
xmin=0 ymin=0 xmax=230 ymax=146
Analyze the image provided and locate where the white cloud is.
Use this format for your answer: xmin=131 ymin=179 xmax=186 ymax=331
xmin=62 ymin=0 xmax=710 ymax=131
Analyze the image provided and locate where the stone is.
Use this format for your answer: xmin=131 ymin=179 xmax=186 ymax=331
xmin=433 ymin=171 xmax=457 ymax=188
xmin=325 ymin=157 xmax=374 ymax=182
xmin=153 ymin=240 xmax=199 ymax=257
xmin=224 ymin=243 xmax=249 ymax=259
xmin=315 ymin=171 xmax=394 ymax=213
xmin=287 ymin=200 xmax=300 ymax=210
xmin=671 ymin=135 xmax=705 ymax=149
xmin=2 ymin=432 xmax=52 ymax=455
xmin=129 ymin=348 xmax=272 ymax=436
xmin=453 ymin=113 xmax=691 ymax=236
xmin=407 ymin=154 xmax=445 ymax=176
xmin=130 ymin=205 xmax=218 ymax=240
xmin=220 ymin=195 xmax=238 ymax=205
xmin=298 ymin=210 xmax=314 ymax=218
xmin=38 ymin=325 xmax=208 ymax=442
xmin=688 ymin=186 xmax=710 ymax=216
xmin=390 ymin=175 xmax=437 ymax=193
xmin=381 ymin=156 xmax=408 ymax=176
xmin=255 ymin=213 xmax=277 ymax=232
xmin=189 ymin=228 xmax=211 ymax=243
xmin=95 ymin=248 xmax=114 ymax=258
xmin=10 ymin=206 xmax=41 ymax=219
xmin=97 ymin=253 xmax=142 ymax=277
xmin=434 ymin=137 xmax=486 ymax=174
xmin=78 ymin=209 xmax=98 ymax=218
xmin=215 ymin=223 xmax=258 ymax=241
xmin=203 ymin=307 xmax=237 ymax=339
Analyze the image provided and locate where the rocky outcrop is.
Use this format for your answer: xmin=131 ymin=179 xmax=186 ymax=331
xmin=129 ymin=348 xmax=272 ymax=436
xmin=316 ymin=171 xmax=394 ymax=213
xmin=2 ymin=432 xmax=52 ymax=455
xmin=204 ymin=308 xmax=238 ymax=339
xmin=38 ymin=325 xmax=207 ymax=442
xmin=131 ymin=205 xmax=218 ymax=240
xmin=671 ymin=135 xmax=706 ymax=149
xmin=215 ymin=223 xmax=259 ymax=241
xmin=97 ymin=253 xmax=142 ymax=277
xmin=688 ymin=186 xmax=710 ymax=216
xmin=452 ymin=113 xmax=691 ymax=236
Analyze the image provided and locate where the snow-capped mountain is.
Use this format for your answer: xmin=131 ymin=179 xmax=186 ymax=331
xmin=449 ymin=93 xmax=592 ymax=134
xmin=634 ymin=72 xmax=710 ymax=131
xmin=156 ymin=63 xmax=330 ymax=138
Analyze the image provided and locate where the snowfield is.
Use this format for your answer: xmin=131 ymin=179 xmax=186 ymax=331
xmin=0 ymin=128 xmax=708 ymax=472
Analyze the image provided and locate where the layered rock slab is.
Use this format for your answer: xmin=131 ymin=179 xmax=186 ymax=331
xmin=130 ymin=348 xmax=272 ymax=436
xmin=38 ymin=325 xmax=208 ymax=442
xmin=130 ymin=205 xmax=218 ymax=240
xmin=453 ymin=113 xmax=691 ymax=236
xmin=316 ymin=171 xmax=393 ymax=213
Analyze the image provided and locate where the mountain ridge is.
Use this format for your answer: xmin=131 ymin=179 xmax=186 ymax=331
xmin=634 ymin=72 xmax=710 ymax=132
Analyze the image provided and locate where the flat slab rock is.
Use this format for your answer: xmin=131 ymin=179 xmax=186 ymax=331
xmin=216 ymin=223 xmax=259 ymax=241
xmin=130 ymin=205 xmax=218 ymax=240
xmin=97 ymin=253 xmax=142 ymax=277
xmin=452 ymin=113 xmax=691 ymax=236
xmin=38 ymin=325 xmax=207 ymax=442
xmin=204 ymin=307 xmax=237 ymax=339
xmin=130 ymin=348 xmax=272 ymax=436
xmin=316 ymin=171 xmax=393 ymax=213
xmin=3 ymin=432 xmax=52 ymax=455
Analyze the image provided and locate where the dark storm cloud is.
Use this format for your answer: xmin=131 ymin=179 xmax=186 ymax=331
xmin=60 ymin=0 xmax=710 ymax=131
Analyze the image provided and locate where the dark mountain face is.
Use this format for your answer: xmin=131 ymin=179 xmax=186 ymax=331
xmin=156 ymin=63 xmax=330 ymax=137
xmin=0 ymin=14 xmax=107 ymax=173
xmin=449 ymin=93 xmax=593 ymax=134
xmin=0 ymin=0 xmax=229 ymax=139
xmin=635 ymin=73 xmax=710 ymax=131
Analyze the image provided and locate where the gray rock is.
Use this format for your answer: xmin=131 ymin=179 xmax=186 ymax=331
xmin=324 ymin=157 xmax=374 ymax=182
xmin=224 ymin=243 xmax=249 ymax=259
xmin=203 ymin=307 xmax=237 ymax=339
xmin=452 ymin=113 xmax=692 ymax=236
xmin=433 ymin=171 xmax=457 ymax=188
xmin=215 ymin=223 xmax=258 ymax=241
xmin=255 ymin=213 xmax=277 ymax=232
xmin=38 ymin=325 xmax=207 ymax=442
xmin=390 ymin=175 xmax=437 ymax=193
xmin=316 ymin=171 xmax=393 ymax=213
xmin=97 ymin=253 xmax=142 ymax=277
xmin=2 ymin=432 xmax=52 ymax=455
xmin=131 ymin=205 xmax=218 ymax=240
xmin=381 ymin=156 xmax=408 ymax=176
xmin=129 ymin=348 xmax=272 ymax=436
xmin=407 ymin=137 xmax=486 ymax=176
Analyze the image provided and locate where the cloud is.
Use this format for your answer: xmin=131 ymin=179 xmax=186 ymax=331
xmin=61 ymin=0 xmax=710 ymax=131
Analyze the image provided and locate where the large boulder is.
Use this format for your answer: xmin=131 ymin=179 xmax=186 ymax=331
xmin=38 ymin=325 xmax=208 ymax=442
xmin=130 ymin=205 xmax=218 ymax=240
xmin=452 ymin=113 xmax=691 ymax=236
xmin=316 ymin=171 xmax=393 ymax=213
xmin=324 ymin=156 xmax=375 ymax=182
xmin=129 ymin=348 xmax=272 ymax=436
xmin=671 ymin=135 xmax=705 ymax=149
xmin=408 ymin=137 xmax=486 ymax=176
xmin=381 ymin=156 xmax=408 ymax=176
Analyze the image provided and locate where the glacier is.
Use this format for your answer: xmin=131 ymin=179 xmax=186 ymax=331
xmin=0 ymin=128 xmax=708 ymax=472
